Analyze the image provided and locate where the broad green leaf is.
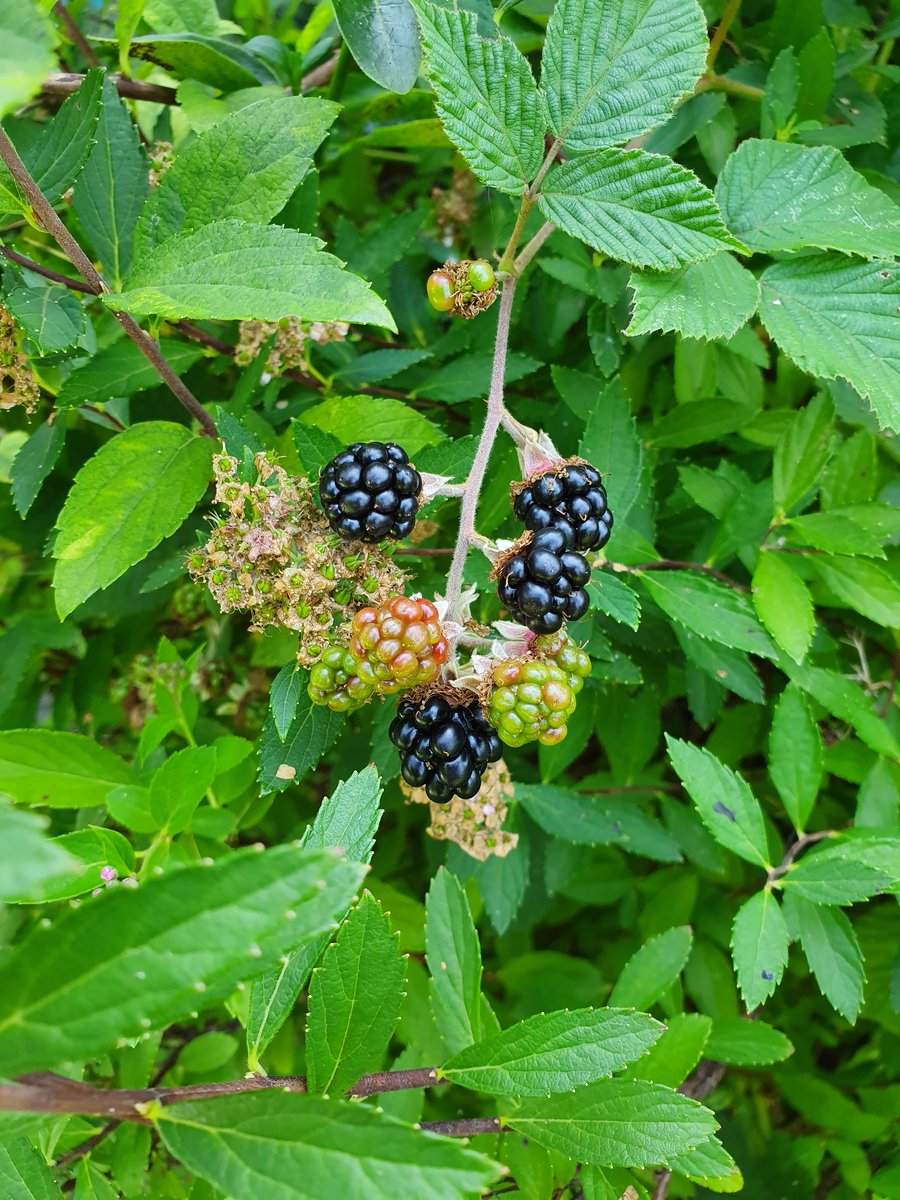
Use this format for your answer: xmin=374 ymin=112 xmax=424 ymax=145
xmin=811 ymin=555 xmax=900 ymax=627
xmin=53 ymin=421 xmax=214 ymax=618
xmin=751 ymin=552 xmax=814 ymax=664
xmin=731 ymin=890 xmax=789 ymax=1009
xmin=10 ymin=416 xmax=66 ymax=517
xmin=0 ymin=729 xmax=131 ymax=808
xmin=426 ymin=866 xmax=484 ymax=1054
xmin=74 ymin=1161 xmax=117 ymax=1200
xmin=790 ymin=895 xmax=865 ymax=1022
xmin=104 ymin=219 xmax=395 ymax=328
xmin=641 ymin=570 xmax=776 ymax=659
xmin=668 ymin=1137 xmax=744 ymax=1192
xmin=0 ymin=0 xmax=56 ymax=119
xmin=4 ymin=287 xmax=86 ymax=356
xmin=666 ymin=737 xmax=771 ymax=869
xmin=650 ymin=398 xmax=757 ymax=449
xmin=298 ymin=395 xmax=440 ymax=456
xmin=0 ymin=800 xmax=77 ymax=901
xmin=779 ymin=842 xmax=891 ymax=905
xmin=609 ymin=927 xmax=694 ymax=1010
xmin=115 ymin=0 xmax=146 ymax=69
xmin=622 ymin=1012 xmax=712 ymax=1088
xmin=508 ymin=1079 xmax=718 ymax=1167
xmin=24 ymin=68 xmax=103 ymax=205
xmin=333 ymin=0 xmax=420 ymax=92
xmin=411 ymin=0 xmax=544 ymax=193
xmin=270 ymin=662 xmax=304 ymax=740
xmin=111 ymin=32 xmax=278 ymax=89
xmin=786 ymin=510 xmax=885 ymax=558
xmin=246 ymin=767 xmax=383 ymax=1068
xmin=441 ymin=1007 xmax=664 ymax=1096
xmin=516 ymin=783 xmax=681 ymax=863
xmin=72 ymin=76 xmax=150 ymax=289
xmin=786 ymin=664 xmax=900 ymax=759
xmin=716 ymin=139 xmax=900 ymax=259
xmin=581 ymin=1166 xmax=648 ymax=1200
xmin=0 ymin=1138 xmax=62 ymax=1200
xmin=0 ymin=843 xmax=364 ymax=1076
xmin=627 ymin=254 xmax=759 ymax=341
xmin=578 ymin=377 xmax=643 ymax=523
xmin=143 ymin=0 xmax=241 ymax=35
xmin=705 ymin=1017 xmax=794 ymax=1065
xmin=772 ymin=391 xmax=834 ymax=513
xmin=14 ymin=825 xmax=135 ymax=904
xmin=541 ymin=0 xmax=708 ymax=151
xmin=307 ymin=892 xmax=406 ymax=1095
xmin=759 ymin=255 xmax=900 ymax=433
xmin=56 ymin=339 xmax=205 ymax=408
xmin=769 ymin=684 xmax=822 ymax=833
xmin=136 ymin=96 xmax=338 ymax=255
xmin=149 ymin=744 xmax=218 ymax=833
xmin=588 ymin=573 xmax=641 ymax=630
xmin=258 ymin=699 xmax=344 ymax=794
xmin=157 ymin=1093 xmax=503 ymax=1200
xmin=539 ymin=150 xmax=745 ymax=271
xmin=675 ymin=626 xmax=763 ymax=705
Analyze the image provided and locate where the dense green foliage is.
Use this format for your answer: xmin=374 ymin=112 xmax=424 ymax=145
xmin=0 ymin=0 xmax=898 ymax=1197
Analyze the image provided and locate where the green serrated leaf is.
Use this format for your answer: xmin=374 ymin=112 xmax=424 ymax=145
xmin=641 ymin=569 xmax=776 ymax=659
xmin=705 ymin=1017 xmax=794 ymax=1065
xmin=779 ymin=842 xmax=892 ymax=905
xmin=307 ymin=892 xmax=406 ymax=1095
xmin=157 ymin=1093 xmax=503 ymax=1200
xmin=578 ymin=377 xmax=643 ymax=524
xmin=246 ymin=767 xmax=383 ymax=1068
xmin=751 ymin=552 xmax=814 ymax=664
xmin=516 ymin=783 xmax=681 ymax=863
xmin=410 ymin=0 xmax=545 ymax=193
xmin=627 ymin=254 xmax=759 ymax=341
xmin=786 ymin=664 xmax=900 ymax=759
xmin=609 ymin=927 xmax=694 ymax=1010
xmin=298 ymin=394 xmax=440 ymax=456
xmin=104 ymin=220 xmax=396 ymax=329
xmin=270 ymin=662 xmax=304 ymax=741
xmin=10 ymin=417 xmax=66 ymax=517
xmin=107 ymin=31 xmax=278 ymax=89
xmin=56 ymin=339 xmax=205 ymax=408
xmin=0 ymin=0 xmax=56 ymax=119
xmin=149 ymin=744 xmax=217 ymax=833
xmin=789 ymin=895 xmax=865 ymax=1022
xmin=772 ymin=391 xmax=834 ymax=513
xmin=0 ymin=1137 xmax=63 ymax=1200
xmin=53 ymin=421 xmax=213 ymax=618
xmin=768 ymin=684 xmax=822 ymax=833
xmin=731 ymin=890 xmax=789 ymax=1009
xmin=539 ymin=150 xmax=745 ymax=271
xmin=810 ymin=555 xmax=900 ymax=627
xmin=426 ymin=867 xmax=484 ymax=1054
xmin=333 ymin=0 xmax=420 ymax=93
xmin=0 ymin=729 xmax=131 ymax=808
xmin=23 ymin=68 xmax=103 ymax=205
xmin=4 ymin=287 xmax=86 ymax=355
xmin=0 ymin=844 xmax=364 ymax=1076
xmin=258 ymin=698 xmax=344 ymax=794
xmin=135 ymin=96 xmax=338 ymax=255
xmin=441 ymin=1007 xmax=664 ymax=1096
xmin=508 ymin=1078 xmax=719 ymax=1168
xmin=541 ymin=0 xmax=708 ymax=151
xmin=759 ymin=255 xmax=899 ymax=433
xmin=14 ymin=825 xmax=135 ymax=904
xmin=717 ymin=139 xmax=900 ymax=259
xmin=0 ymin=800 xmax=78 ymax=902
xmin=622 ymin=1012 xmax=712 ymax=1088
xmin=588 ymin=573 xmax=641 ymax=629
xmin=669 ymin=1136 xmax=744 ymax=1192
xmin=666 ymin=737 xmax=771 ymax=869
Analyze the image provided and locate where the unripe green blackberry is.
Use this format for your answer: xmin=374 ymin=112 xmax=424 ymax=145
xmin=488 ymin=634 xmax=591 ymax=748
xmin=308 ymin=645 xmax=378 ymax=712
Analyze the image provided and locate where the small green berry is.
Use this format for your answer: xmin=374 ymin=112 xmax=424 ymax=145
xmin=427 ymin=269 xmax=455 ymax=312
xmin=467 ymin=259 xmax=495 ymax=292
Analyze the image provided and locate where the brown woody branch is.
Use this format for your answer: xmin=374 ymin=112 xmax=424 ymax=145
xmin=53 ymin=4 xmax=100 ymax=68
xmin=0 ymin=127 xmax=217 ymax=438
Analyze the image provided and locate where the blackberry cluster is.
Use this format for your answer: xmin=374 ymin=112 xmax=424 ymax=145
xmin=319 ymin=442 xmax=421 ymax=543
xmin=489 ymin=634 xmax=592 ymax=748
xmin=349 ymin=596 xmax=449 ymax=692
xmin=390 ymin=695 xmax=502 ymax=803
xmin=497 ymin=528 xmax=591 ymax=634
xmin=514 ymin=464 xmax=612 ymax=552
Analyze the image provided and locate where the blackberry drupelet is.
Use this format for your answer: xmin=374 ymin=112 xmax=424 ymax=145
xmin=319 ymin=442 xmax=421 ymax=543
xmin=349 ymin=595 xmax=449 ymax=692
xmin=389 ymin=695 xmax=503 ymax=803
xmin=497 ymin=528 xmax=591 ymax=634
xmin=513 ymin=463 xmax=612 ymax=552
xmin=488 ymin=633 xmax=592 ymax=748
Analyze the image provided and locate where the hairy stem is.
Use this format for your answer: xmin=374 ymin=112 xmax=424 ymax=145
xmin=443 ymin=277 xmax=517 ymax=628
xmin=706 ymin=0 xmax=741 ymax=71
xmin=0 ymin=127 xmax=217 ymax=438
xmin=53 ymin=1 xmax=100 ymax=67
xmin=768 ymin=829 xmax=833 ymax=883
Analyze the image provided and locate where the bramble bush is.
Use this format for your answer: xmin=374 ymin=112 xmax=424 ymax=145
xmin=0 ymin=0 xmax=898 ymax=1197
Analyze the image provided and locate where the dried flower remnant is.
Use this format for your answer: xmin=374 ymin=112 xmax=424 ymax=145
xmin=402 ymin=759 xmax=518 ymax=861
xmin=236 ymin=318 xmax=349 ymax=376
xmin=0 ymin=306 xmax=40 ymax=413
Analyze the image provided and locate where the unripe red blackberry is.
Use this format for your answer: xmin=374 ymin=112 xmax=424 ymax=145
xmin=307 ymin=644 xmax=378 ymax=711
xmin=514 ymin=463 xmax=612 ymax=552
xmin=497 ymin=528 xmax=591 ymax=634
xmin=319 ymin=442 xmax=421 ymax=543
xmin=389 ymin=694 xmax=503 ymax=803
xmin=349 ymin=595 xmax=449 ymax=693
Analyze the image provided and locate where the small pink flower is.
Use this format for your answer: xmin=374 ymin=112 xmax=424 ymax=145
xmin=100 ymin=865 xmax=117 ymax=883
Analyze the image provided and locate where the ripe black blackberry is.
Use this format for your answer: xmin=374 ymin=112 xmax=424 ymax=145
xmin=513 ymin=463 xmax=612 ymax=552
xmin=497 ymin=528 xmax=591 ymax=634
xmin=319 ymin=442 xmax=421 ymax=543
xmin=389 ymin=694 xmax=502 ymax=803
